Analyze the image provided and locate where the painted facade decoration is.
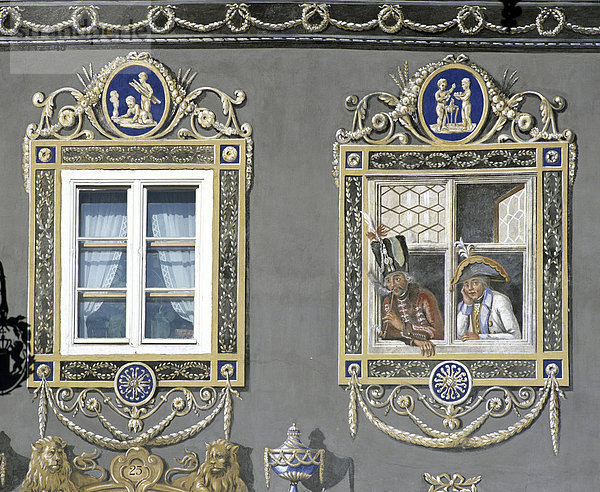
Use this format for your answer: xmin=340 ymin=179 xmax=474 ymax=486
xmin=20 ymin=436 xmax=248 ymax=492
xmin=335 ymin=54 xmax=574 ymax=453
xmin=24 ymin=52 xmax=251 ymax=389
xmin=19 ymin=52 xmax=252 ymax=491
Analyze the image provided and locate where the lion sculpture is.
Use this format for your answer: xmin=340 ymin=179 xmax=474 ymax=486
xmin=174 ymin=439 xmax=248 ymax=492
xmin=20 ymin=436 xmax=98 ymax=492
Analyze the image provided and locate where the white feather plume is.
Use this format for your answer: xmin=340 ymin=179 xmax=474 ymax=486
xmin=455 ymin=238 xmax=474 ymax=260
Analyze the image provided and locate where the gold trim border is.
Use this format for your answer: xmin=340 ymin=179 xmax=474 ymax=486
xmin=337 ymin=141 xmax=571 ymax=387
xmin=27 ymin=138 xmax=248 ymax=388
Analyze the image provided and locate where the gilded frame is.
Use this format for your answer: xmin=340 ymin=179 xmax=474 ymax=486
xmin=336 ymin=56 xmax=574 ymax=388
xmin=24 ymin=52 xmax=252 ymax=388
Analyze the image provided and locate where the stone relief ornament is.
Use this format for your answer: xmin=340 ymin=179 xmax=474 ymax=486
xmin=20 ymin=436 xmax=248 ymax=492
xmin=335 ymin=55 xmax=574 ymax=453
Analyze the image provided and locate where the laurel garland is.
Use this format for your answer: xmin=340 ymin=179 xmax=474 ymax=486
xmin=35 ymin=372 xmax=241 ymax=451
xmin=1 ymin=5 xmax=600 ymax=40
xmin=347 ymin=364 xmax=562 ymax=453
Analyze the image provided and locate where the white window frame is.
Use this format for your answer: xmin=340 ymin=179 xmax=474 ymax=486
xmin=60 ymin=169 xmax=213 ymax=356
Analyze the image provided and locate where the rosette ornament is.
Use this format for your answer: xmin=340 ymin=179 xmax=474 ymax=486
xmin=265 ymin=423 xmax=324 ymax=492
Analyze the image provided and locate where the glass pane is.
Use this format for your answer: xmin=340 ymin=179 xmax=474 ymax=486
xmin=146 ymin=245 xmax=194 ymax=288
xmin=145 ymin=295 xmax=194 ymax=339
xmin=379 ymin=184 xmax=446 ymax=244
xmin=79 ymin=189 xmax=127 ymax=238
xmin=147 ymin=189 xmax=196 ymax=238
xmin=497 ymin=186 xmax=526 ymax=244
xmin=456 ymin=183 xmax=524 ymax=243
xmin=77 ymin=294 xmax=126 ymax=338
xmin=78 ymin=243 xmax=127 ymax=288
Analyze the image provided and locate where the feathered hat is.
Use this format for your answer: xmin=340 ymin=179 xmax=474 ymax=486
xmin=363 ymin=214 xmax=409 ymax=278
xmin=450 ymin=239 xmax=510 ymax=288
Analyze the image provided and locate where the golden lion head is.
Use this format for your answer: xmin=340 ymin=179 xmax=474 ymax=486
xmin=20 ymin=436 xmax=77 ymax=492
xmin=204 ymin=439 xmax=239 ymax=479
xmin=174 ymin=439 xmax=247 ymax=492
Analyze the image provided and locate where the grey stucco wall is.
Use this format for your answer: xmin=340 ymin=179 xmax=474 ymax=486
xmin=0 ymin=48 xmax=598 ymax=491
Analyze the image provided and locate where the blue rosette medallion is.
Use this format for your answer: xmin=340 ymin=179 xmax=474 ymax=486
xmin=429 ymin=360 xmax=473 ymax=406
xmin=418 ymin=64 xmax=488 ymax=144
xmin=265 ymin=423 xmax=324 ymax=492
xmin=114 ymin=362 xmax=157 ymax=407
xmin=102 ymin=61 xmax=170 ymax=139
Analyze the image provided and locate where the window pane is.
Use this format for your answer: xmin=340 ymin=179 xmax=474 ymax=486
xmin=147 ymin=189 xmax=196 ymax=238
xmin=379 ymin=184 xmax=446 ymax=244
xmin=146 ymin=245 xmax=194 ymax=289
xmin=79 ymin=190 xmax=127 ymax=238
xmin=496 ymin=185 xmax=526 ymax=244
xmin=145 ymin=295 xmax=194 ymax=339
xmin=78 ymin=294 xmax=126 ymax=338
xmin=78 ymin=243 xmax=127 ymax=288
xmin=456 ymin=183 xmax=525 ymax=243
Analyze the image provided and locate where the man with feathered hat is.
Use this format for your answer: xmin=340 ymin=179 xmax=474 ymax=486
xmin=451 ymin=242 xmax=521 ymax=341
xmin=368 ymin=225 xmax=444 ymax=356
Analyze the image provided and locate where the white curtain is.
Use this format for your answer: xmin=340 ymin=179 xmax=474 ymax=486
xmin=149 ymin=191 xmax=195 ymax=323
xmin=79 ymin=191 xmax=127 ymax=337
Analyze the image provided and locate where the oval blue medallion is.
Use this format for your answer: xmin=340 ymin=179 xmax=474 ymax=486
xmin=429 ymin=360 xmax=472 ymax=405
xmin=103 ymin=63 xmax=168 ymax=138
xmin=114 ymin=362 xmax=157 ymax=406
xmin=419 ymin=65 xmax=488 ymax=144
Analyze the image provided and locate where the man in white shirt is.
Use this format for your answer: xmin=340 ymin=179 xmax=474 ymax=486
xmin=451 ymin=255 xmax=521 ymax=341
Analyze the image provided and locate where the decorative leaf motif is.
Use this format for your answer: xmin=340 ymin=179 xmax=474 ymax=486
xmin=378 ymin=93 xmax=399 ymax=108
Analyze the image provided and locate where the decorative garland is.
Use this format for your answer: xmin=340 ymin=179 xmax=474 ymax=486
xmin=0 ymin=5 xmax=596 ymax=40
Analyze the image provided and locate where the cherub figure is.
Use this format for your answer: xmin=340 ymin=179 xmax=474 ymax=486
xmin=453 ymin=77 xmax=475 ymax=131
xmin=434 ymin=78 xmax=456 ymax=130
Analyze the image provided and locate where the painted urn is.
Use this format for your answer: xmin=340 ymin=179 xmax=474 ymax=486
xmin=265 ymin=423 xmax=324 ymax=492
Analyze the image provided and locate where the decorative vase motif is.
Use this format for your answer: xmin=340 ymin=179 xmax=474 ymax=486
xmin=265 ymin=423 xmax=324 ymax=492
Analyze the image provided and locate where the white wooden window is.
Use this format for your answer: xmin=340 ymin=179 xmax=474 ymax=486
xmin=60 ymin=169 xmax=213 ymax=355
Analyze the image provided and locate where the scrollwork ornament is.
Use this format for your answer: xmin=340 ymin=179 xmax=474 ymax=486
xmin=346 ymin=362 xmax=564 ymax=453
xmin=424 ymin=472 xmax=481 ymax=492
xmin=25 ymin=52 xmax=252 ymax=146
xmin=33 ymin=364 xmax=241 ymax=451
xmin=335 ymin=55 xmax=574 ymax=151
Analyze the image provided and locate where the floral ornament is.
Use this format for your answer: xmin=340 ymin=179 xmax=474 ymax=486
xmin=198 ymin=109 xmax=216 ymax=129
xmin=424 ymin=473 xmax=482 ymax=492
xmin=25 ymin=51 xmax=252 ymax=142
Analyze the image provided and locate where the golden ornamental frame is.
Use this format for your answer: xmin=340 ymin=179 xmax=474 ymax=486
xmin=335 ymin=54 xmax=573 ymax=452
xmin=24 ymin=52 xmax=252 ymax=390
